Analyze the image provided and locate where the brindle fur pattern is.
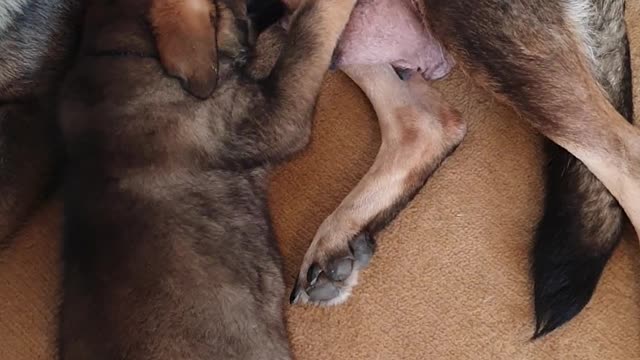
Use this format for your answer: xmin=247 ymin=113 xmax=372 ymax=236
xmin=58 ymin=0 xmax=356 ymax=358
xmin=0 ymin=0 xmax=81 ymax=246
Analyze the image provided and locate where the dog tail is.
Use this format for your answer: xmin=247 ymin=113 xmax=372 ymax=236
xmin=532 ymin=0 xmax=634 ymax=338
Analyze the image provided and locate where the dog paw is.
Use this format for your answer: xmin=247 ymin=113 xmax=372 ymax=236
xmin=290 ymin=232 xmax=375 ymax=306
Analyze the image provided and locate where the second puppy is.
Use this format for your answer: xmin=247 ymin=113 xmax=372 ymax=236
xmin=57 ymin=0 xmax=356 ymax=358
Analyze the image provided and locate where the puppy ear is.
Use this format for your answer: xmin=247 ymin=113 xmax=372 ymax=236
xmin=247 ymin=0 xmax=286 ymax=35
xmin=151 ymin=0 xmax=218 ymax=99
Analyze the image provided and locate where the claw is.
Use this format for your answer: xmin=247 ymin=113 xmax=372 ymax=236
xmin=289 ymin=277 xmax=304 ymax=304
xmin=290 ymin=229 xmax=377 ymax=306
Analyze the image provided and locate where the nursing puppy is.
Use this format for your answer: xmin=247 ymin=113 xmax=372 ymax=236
xmin=288 ymin=0 xmax=633 ymax=338
xmin=57 ymin=0 xmax=355 ymax=358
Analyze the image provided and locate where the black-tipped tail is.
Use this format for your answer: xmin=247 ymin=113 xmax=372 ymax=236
xmin=533 ymin=251 xmax=610 ymax=339
xmin=533 ymin=1 xmax=633 ymax=338
xmin=532 ymin=145 xmax=624 ymax=338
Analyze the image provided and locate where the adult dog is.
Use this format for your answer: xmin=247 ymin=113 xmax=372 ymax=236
xmin=287 ymin=0 xmax=634 ymax=338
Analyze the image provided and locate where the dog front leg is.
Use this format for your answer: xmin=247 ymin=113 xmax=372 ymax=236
xmin=290 ymin=64 xmax=466 ymax=305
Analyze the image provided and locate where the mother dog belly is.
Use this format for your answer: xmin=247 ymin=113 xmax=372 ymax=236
xmin=332 ymin=0 xmax=454 ymax=80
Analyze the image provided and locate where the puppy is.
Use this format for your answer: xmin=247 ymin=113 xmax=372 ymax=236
xmin=57 ymin=0 xmax=356 ymax=358
xmin=288 ymin=0 xmax=634 ymax=339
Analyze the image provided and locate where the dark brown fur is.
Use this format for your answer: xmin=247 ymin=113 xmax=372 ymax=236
xmin=0 ymin=0 xmax=221 ymax=246
xmin=0 ymin=0 xmax=227 ymax=244
xmin=0 ymin=0 xmax=81 ymax=246
xmin=57 ymin=0 xmax=356 ymax=358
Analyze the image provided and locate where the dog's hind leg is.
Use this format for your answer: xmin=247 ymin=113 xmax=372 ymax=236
xmin=422 ymin=0 xmax=638 ymax=335
xmin=290 ymin=64 xmax=466 ymax=305
xmin=211 ymin=0 xmax=358 ymax=168
xmin=532 ymin=0 xmax=633 ymax=338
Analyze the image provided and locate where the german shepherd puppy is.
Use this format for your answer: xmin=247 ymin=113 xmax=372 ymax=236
xmin=57 ymin=0 xmax=356 ymax=359
xmin=287 ymin=0 xmax=634 ymax=339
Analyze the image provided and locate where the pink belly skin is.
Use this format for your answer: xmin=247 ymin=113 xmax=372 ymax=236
xmin=282 ymin=0 xmax=454 ymax=80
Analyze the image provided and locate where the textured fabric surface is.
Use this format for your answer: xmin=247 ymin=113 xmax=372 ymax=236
xmin=1 ymin=8 xmax=639 ymax=359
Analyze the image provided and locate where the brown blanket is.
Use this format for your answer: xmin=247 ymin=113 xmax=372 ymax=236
xmin=1 ymin=7 xmax=639 ymax=360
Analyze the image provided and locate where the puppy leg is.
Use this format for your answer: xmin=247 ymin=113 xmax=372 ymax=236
xmin=290 ymin=65 xmax=466 ymax=305
xmin=212 ymin=0 xmax=358 ymax=168
xmin=150 ymin=0 xmax=218 ymax=99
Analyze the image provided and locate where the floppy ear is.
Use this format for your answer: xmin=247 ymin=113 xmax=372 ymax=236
xmin=151 ymin=0 xmax=218 ymax=99
xmin=247 ymin=0 xmax=286 ymax=34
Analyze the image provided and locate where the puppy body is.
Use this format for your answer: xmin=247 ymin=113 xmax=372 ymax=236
xmin=58 ymin=0 xmax=356 ymax=358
